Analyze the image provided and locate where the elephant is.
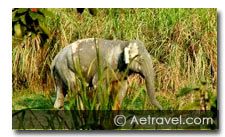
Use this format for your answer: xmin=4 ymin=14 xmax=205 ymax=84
xmin=51 ymin=38 xmax=162 ymax=110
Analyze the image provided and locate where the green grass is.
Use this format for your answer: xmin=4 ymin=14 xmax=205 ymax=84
xmin=12 ymin=89 xmax=54 ymax=110
xmin=13 ymin=89 xmax=164 ymax=110
xmin=12 ymin=8 xmax=217 ymax=111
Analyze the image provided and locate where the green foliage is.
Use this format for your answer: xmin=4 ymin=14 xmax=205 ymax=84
xmin=12 ymin=8 xmax=53 ymax=46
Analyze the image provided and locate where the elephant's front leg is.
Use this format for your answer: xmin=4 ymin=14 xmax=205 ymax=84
xmin=92 ymin=73 xmax=128 ymax=110
xmin=113 ymin=80 xmax=127 ymax=110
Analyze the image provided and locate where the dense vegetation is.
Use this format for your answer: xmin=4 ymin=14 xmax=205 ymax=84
xmin=12 ymin=8 xmax=217 ymax=110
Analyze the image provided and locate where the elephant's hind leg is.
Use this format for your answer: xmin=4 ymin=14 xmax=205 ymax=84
xmin=54 ymin=73 xmax=65 ymax=109
xmin=54 ymin=68 xmax=77 ymax=109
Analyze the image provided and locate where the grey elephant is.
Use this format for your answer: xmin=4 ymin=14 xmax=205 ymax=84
xmin=51 ymin=38 xmax=162 ymax=110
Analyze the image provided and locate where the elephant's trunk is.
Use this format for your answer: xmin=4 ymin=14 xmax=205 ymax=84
xmin=141 ymin=57 xmax=163 ymax=110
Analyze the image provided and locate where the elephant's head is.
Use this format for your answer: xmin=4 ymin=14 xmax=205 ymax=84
xmin=123 ymin=41 xmax=163 ymax=110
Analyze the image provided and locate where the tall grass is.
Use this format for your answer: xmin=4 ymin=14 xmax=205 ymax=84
xmin=12 ymin=8 xmax=217 ymax=110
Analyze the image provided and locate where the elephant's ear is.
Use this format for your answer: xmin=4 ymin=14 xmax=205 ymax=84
xmin=124 ymin=43 xmax=139 ymax=64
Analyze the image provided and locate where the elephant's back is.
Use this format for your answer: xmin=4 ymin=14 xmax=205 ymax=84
xmin=71 ymin=38 xmax=128 ymax=52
